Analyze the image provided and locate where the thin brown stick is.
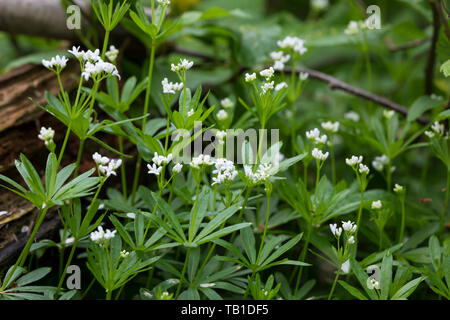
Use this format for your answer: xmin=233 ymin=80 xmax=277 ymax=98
xmin=285 ymin=67 xmax=430 ymax=125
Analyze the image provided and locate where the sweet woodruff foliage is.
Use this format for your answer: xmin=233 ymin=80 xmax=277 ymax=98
xmin=0 ymin=0 xmax=449 ymax=300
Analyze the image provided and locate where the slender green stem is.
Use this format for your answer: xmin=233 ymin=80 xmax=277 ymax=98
xmin=55 ymin=240 xmax=78 ymax=296
xmin=256 ymin=194 xmax=271 ymax=264
xmin=330 ymin=142 xmax=336 ymax=184
xmin=229 ymin=188 xmax=252 ymax=244
xmin=294 ymin=224 xmax=312 ymax=295
xmin=188 ymin=183 xmax=201 ymax=242
xmin=378 ymin=228 xmax=383 ymax=251
xmin=80 ymin=278 xmax=96 ymax=299
xmin=1 ymin=207 xmax=48 ymax=290
xmin=243 ymin=271 xmax=255 ymax=299
xmin=398 ymin=196 xmax=406 ymax=243
xmin=175 ymin=247 xmax=191 ymax=298
xmin=101 ymin=30 xmax=110 ymax=60
xmin=74 ymin=139 xmax=85 ymax=178
xmin=118 ymin=136 xmax=127 ymax=199
xmin=386 ymin=163 xmax=392 ymax=192
xmin=328 ymin=268 xmax=341 ymax=300
xmin=57 ymin=122 xmax=72 ymax=166
xmin=313 ymin=160 xmax=320 ymax=205
xmin=130 ymin=42 xmax=157 ymax=204
xmin=440 ymin=169 xmax=450 ymax=235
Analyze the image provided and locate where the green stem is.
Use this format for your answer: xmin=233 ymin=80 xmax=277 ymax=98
xmin=55 ymin=240 xmax=78 ymax=296
xmin=189 ymin=183 xmax=201 ymax=242
xmin=256 ymin=194 xmax=271 ymax=264
xmin=118 ymin=136 xmax=127 ymax=200
xmin=1 ymin=207 xmax=48 ymax=290
xmin=330 ymin=142 xmax=336 ymax=184
xmin=101 ymin=30 xmax=110 ymax=60
xmin=57 ymin=122 xmax=72 ymax=166
xmin=175 ymin=247 xmax=191 ymax=298
xmin=130 ymin=41 xmax=157 ymax=204
xmin=398 ymin=196 xmax=406 ymax=243
xmin=328 ymin=268 xmax=341 ymax=300
xmin=294 ymin=224 xmax=312 ymax=295
xmin=440 ymin=169 xmax=450 ymax=235
xmin=74 ymin=139 xmax=85 ymax=178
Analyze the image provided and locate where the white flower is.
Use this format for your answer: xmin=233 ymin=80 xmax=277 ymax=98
xmin=348 ymin=236 xmax=355 ymax=244
xmin=105 ymin=45 xmax=119 ymax=62
xmin=173 ymin=163 xmax=183 ymax=173
xmin=371 ymin=200 xmax=382 ymax=209
xmin=270 ymin=51 xmax=290 ymax=71
xmin=68 ymin=46 xmax=83 ymax=59
xmin=21 ymin=225 xmax=29 ymax=233
xmin=120 ymin=250 xmax=130 ymax=258
xmin=217 ymin=109 xmax=228 ymax=120
xmin=171 ymin=59 xmax=194 ymax=72
xmin=147 ymin=163 xmax=162 ymax=176
xmin=275 ymin=82 xmax=288 ymax=91
xmin=90 ymin=226 xmax=116 ymax=246
xmin=277 ymin=36 xmax=307 ymax=55
xmin=211 ymin=158 xmax=238 ymax=186
xmin=199 ymin=283 xmax=215 ymax=288
xmin=152 ymin=152 xmax=173 ymax=166
xmin=372 ymin=155 xmax=389 ymax=172
xmin=311 ymin=0 xmax=329 ymax=10
xmin=99 ymin=159 xmax=122 ymax=178
xmin=340 ymin=259 xmax=350 ymax=274
xmin=345 ymin=155 xmax=363 ymax=167
xmin=367 ymin=278 xmax=380 ymax=290
xmin=342 ymin=221 xmax=357 ymax=233
xmin=81 ymin=49 xmax=101 ymax=62
xmin=245 ymin=72 xmax=257 ymax=82
xmin=345 ymin=21 xmax=359 ymax=35
xmin=162 ymin=77 xmax=183 ymax=94
xmin=306 ymin=128 xmax=327 ymax=145
xmin=190 ymin=154 xmax=214 ymax=169
xmin=157 ymin=0 xmax=170 ymax=6
xmin=330 ymin=223 xmax=342 ymax=237
xmin=220 ymin=98 xmax=234 ymax=108
xmin=260 ymin=67 xmax=275 ymax=80
xmin=261 ymin=81 xmax=274 ymax=94
xmin=344 ymin=111 xmax=360 ymax=122
xmin=321 ymin=121 xmax=339 ymax=133
xmin=383 ymin=110 xmax=395 ymax=119
xmin=65 ymin=236 xmax=75 ymax=244
xmin=425 ymin=131 xmax=435 ymax=138
xmin=82 ymin=59 xmax=120 ymax=81
xmin=92 ymin=152 xmax=110 ymax=165
xmin=393 ymin=184 xmax=404 ymax=193
xmin=42 ymin=55 xmax=68 ymax=71
xmin=359 ymin=164 xmax=370 ymax=175
xmin=300 ymin=72 xmax=309 ymax=81
xmin=38 ymin=127 xmax=55 ymax=145
xmin=312 ymin=148 xmax=329 ymax=161
xmin=187 ymin=108 xmax=195 ymax=117
xmin=431 ymin=121 xmax=445 ymax=136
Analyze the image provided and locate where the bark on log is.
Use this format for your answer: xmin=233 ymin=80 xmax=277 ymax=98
xmin=0 ymin=0 xmax=90 ymax=40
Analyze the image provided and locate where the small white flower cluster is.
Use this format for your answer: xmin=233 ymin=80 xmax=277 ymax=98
xmin=276 ymin=36 xmax=307 ymax=55
xmin=68 ymin=47 xmax=121 ymax=81
xmin=311 ymin=0 xmax=329 ymax=10
xmin=306 ymin=128 xmax=327 ymax=145
xmin=270 ymin=51 xmax=291 ymax=71
xmin=217 ymin=109 xmax=228 ymax=121
xmin=261 ymin=81 xmax=275 ymax=94
xmin=321 ymin=121 xmax=339 ymax=133
xmin=312 ymin=148 xmax=329 ymax=161
xmin=120 ymin=250 xmax=130 ymax=258
xmin=147 ymin=152 xmax=173 ymax=176
xmin=173 ymin=163 xmax=183 ymax=173
xmin=245 ymin=72 xmax=257 ymax=82
xmin=260 ymin=67 xmax=275 ymax=80
xmin=344 ymin=111 xmax=360 ymax=122
xmin=425 ymin=121 xmax=445 ymax=138
xmin=42 ymin=55 xmax=69 ymax=71
xmin=171 ymin=59 xmax=194 ymax=72
xmin=215 ymin=130 xmax=227 ymax=144
xmin=371 ymin=200 xmax=382 ymax=209
xmin=367 ymin=278 xmax=380 ymax=290
xmin=90 ymin=226 xmax=116 ymax=246
xmin=244 ymin=163 xmax=273 ymax=184
xmin=344 ymin=20 xmax=367 ymax=35
xmin=157 ymin=0 xmax=170 ymax=6
xmin=105 ymin=45 xmax=119 ymax=63
xmin=220 ymin=98 xmax=234 ymax=108
xmin=393 ymin=183 xmax=404 ymax=193
xmin=38 ymin=127 xmax=55 ymax=146
xmin=211 ymin=158 xmax=238 ymax=186
xmin=190 ymin=154 xmax=214 ymax=169
xmin=275 ymin=82 xmax=288 ymax=91
xmin=372 ymin=155 xmax=390 ymax=172
xmin=346 ymin=155 xmax=369 ymax=174
xmin=92 ymin=152 xmax=122 ymax=178
xmin=162 ymin=77 xmax=183 ymax=94
xmin=330 ymin=220 xmax=356 ymax=244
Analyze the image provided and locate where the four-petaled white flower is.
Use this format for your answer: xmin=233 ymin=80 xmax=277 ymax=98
xmin=277 ymin=36 xmax=307 ymax=55
xmin=321 ymin=121 xmax=339 ymax=133
xmin=371 ymin=200 xmax=382 ymax=209
xmin=393 ymin=183 xmax=404 ymax=193
xmin=187 ymin=108 xmax=195 ymax=117
xmin=275 ymin=82 xmax=288 ymax=91
xmin=90 ymin=226 xmax=116 ymax=246
xmin=342 ymin=221 xmax=357 ymax=234
xmin=312 ymin=148 xmax=329 ymax=161
xmin=217 ymin=109 xmax=228 ymax=120
xmin=105 ymin=45 xmax=119 ymax=62
xmin=260 ymin=67 xmax=275 ymax=80
xmin=306 ymin=128 xmax=327 ymax=145
xmin=345 ymin=155 xmax=363 ymax=167
xmin=220 ymin=98 xmax=234 ymax=108
xmin=245 ymin=72 xmax=257 ymax=82
xmin=42 ymin=55 xmax=69 ymax=71
xmin=171 ymin=59 xmax=194 ymax=72
xmin=147 ymin=163 xmax=163 ymax=176
xmin=372 ymin=155 xmax=390 ymax=172
xmin=344 ymin=111 xmax=360 ymax=122
xmin=359 ymin=163 xmax=370 ymax=175
xmin=173 ymin=163 xmax=183 ymax=173
xmin=330 ymin=223 xmax=342 ymax=237
xmin=162 ymin=77 xmax=183 ymax=94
